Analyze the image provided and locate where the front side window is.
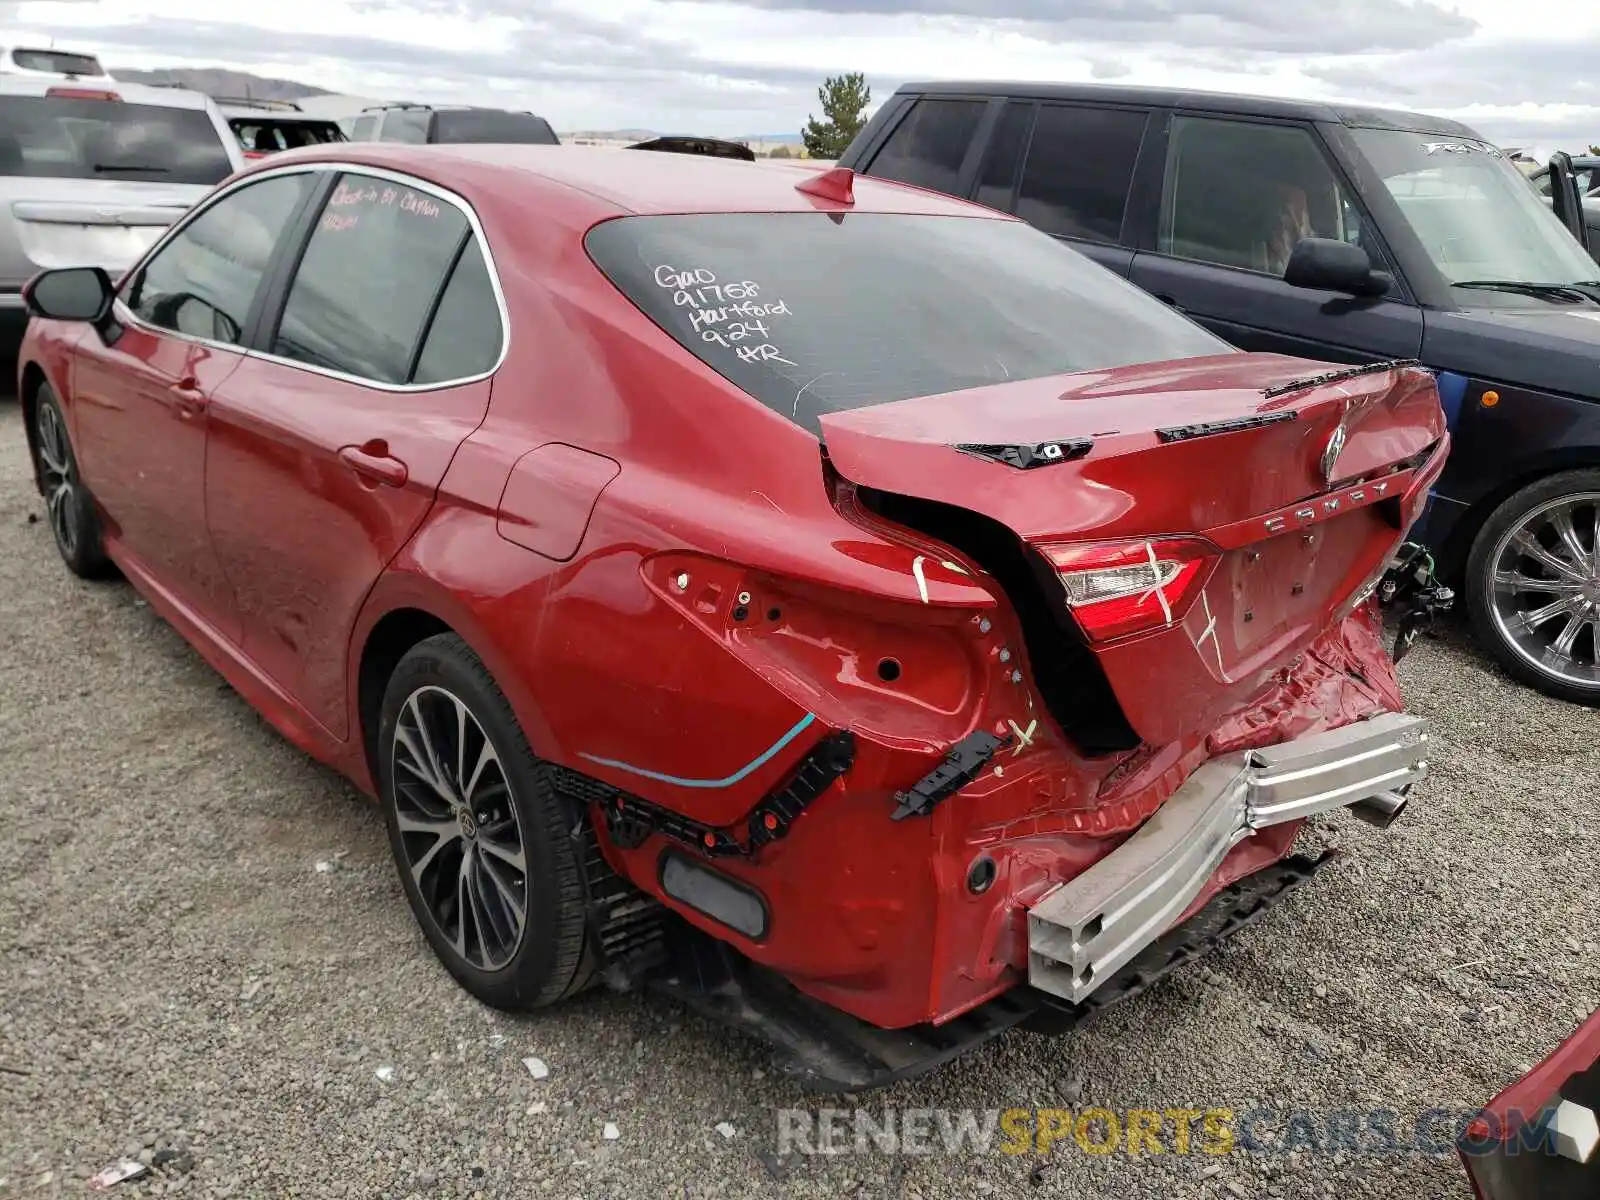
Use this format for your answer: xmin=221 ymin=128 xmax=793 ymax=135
xmin=585 ymin=212 xmax=1234 ymax=436
xmin=866 ymin=99 xmax=986 ymax=196
xmin=1015 ymin=104 xmax=1148 ymax=244
xmin=1352 ymin=128 xmax=1600 ymax=303
xmin=1159 ymin=116 xmax=1367 ymax=276
xmin=350 ymin=114 xmax=377 ymax=141
xmin=271 ymin=172 xmax=476 ymax=384
xmin=0 ymin=94 xmax=235 ymax=184
xmin=125 ymin=173 xmax=313 ymax=344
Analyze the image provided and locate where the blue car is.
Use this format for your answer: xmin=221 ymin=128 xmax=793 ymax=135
xmin=841 ymin=81 xmax=1600 ymax=705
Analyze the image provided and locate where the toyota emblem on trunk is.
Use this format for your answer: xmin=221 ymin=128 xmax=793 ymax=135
xmin=1320 ymin=423 xmax=1347 ymax=484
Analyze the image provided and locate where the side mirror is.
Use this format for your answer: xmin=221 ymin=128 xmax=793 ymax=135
xmin=22 ymin=266 xmax=115 ymax=323
xmin=1284 ymin=237 xmax=1392 ymax=297
xmin=1547 ymin=151 xmax=1591 ymax=254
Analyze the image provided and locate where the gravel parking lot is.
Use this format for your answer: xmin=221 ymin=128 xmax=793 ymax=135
xmin=1 ymin=394 xmax=1597 ymax=1200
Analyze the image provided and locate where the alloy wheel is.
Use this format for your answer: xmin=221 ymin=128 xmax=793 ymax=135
xmin=33 ymin=401 xmax=80 ymax=560
xmin=1486 ymin=491 xmax=1600 ymax=691
xmin=389 ymin=685 xmax=529 ymax=971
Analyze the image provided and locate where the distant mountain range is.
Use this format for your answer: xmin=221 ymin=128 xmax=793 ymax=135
xmin=112 ymin=67 xmax=331 ymax=102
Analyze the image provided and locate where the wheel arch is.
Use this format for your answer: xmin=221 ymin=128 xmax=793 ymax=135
xmin=1434 ymin=446 xmax=1600 ymax=586
xmin=349 ymin=571 xmax=560 ymax=797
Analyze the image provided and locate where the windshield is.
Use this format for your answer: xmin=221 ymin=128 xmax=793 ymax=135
xmin=0 ymin=95 xmax=234 ymax=184
xmin=585 ymin=212 xmax=1235 ymax=435
xmin=432 ymin=109 xmax=558 ymax=144
xmin=1352 ymin=128 xmax=1599 ymax=300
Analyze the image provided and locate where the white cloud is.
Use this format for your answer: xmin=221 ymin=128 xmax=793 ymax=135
xmin=8 ymin=0 xmax=1600 ymax=147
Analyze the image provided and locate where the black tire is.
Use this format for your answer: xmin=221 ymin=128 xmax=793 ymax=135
xmin=27 ymin=383 xmax=114 ymax=580
xmin=1464 ymin=468 xmax=1600 ymax=706
xmin=377 ymin=632 xmax=592 ymax=1010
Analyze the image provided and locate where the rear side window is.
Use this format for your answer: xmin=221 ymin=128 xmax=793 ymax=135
xmin=1014 ymin=105 xmax=1148 ymax=244
xmin=126 ymin=173 xmax=314 ymax=345
xmin=432 ymin=109 xmax=559 ymax=145
xmin=973 ymin=101 xmax=1034 ymax=212
xmin=11 ymin=49 xmax=103 ymax=75
xmin=866 ymin=99 xmax=985 ymax=195
xmin=411 ymin=238 xmax=503 ymax=383
xmin=0 ymin=95 xmax=234 ymax=184
xmin=585 ymin=212 xmax=1232 ymax=436
xmin=271 ymin=172 xmax=478 ymax=384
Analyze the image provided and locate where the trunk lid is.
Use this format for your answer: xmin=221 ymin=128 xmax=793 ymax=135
xmin=0 ymin=179 xmax=204 ymax=288
xmin=820 ymin=353 xmax=1447 ymax=747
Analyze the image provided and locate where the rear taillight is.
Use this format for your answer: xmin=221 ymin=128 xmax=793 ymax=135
xmin=1043 ymin=537 xmax=1219 ymax=642
xmin=243 ymin=149 xmax=269 ymax=159
xmin=46 ymin=86 xmax=119 ymax=101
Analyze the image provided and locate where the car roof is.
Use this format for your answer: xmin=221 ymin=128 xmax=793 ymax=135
xmin=893 ymin=79 xmax=1486 ymax=139
xmin=0 ymin=76 xmax=213 ymax=108
xmin=247 ymin=142 xmax=1007 ymax=220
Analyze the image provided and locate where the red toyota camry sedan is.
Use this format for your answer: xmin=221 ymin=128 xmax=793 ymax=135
xmin=16 ymin=143 xmax=1450 ymax=1088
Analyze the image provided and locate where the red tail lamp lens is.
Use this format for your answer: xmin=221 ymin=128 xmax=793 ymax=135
xmin=1043 ymin=537 xmax=1219 ymax=642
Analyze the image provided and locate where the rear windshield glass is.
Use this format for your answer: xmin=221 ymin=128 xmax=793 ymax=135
xmin=585 ymin=212 xmax=1233 ymax=434
xmin=230 ymin=118 xmax=346 ymax=151
xmin=432 ymin=109 xmax=558 ymax=144
xmin=0 ymin=95 xmax=233 ymax=184
xmin=10 ymin=49 xmax=103 ymax=75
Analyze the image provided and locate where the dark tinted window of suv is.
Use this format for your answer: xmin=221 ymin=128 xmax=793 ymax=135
xmin=272 ymin=173 xmax=473 ymax=384
xmin=379 ymin=109 xmax=430 ymax=143
xmin=974 ymin=101 xmax=1034 ymax=211
xmin=412 ymin=238 xmax=503 ymax=383
xmin=127 ymin=173 xmax=313 ymax=344
xmin=432 ymin=109 xmax=558 ymax=144
xmin=0 ymin=95 xmax=234 ymax=184
xmin=586 ymin=212 xmax=1232 ymax=435
xmin=1014 ymin=105 xmax=1148 ymax=244
xmin=1160 ymin=116 xmax=1364 ymax=276
xmin=867 ymin=98 xmax=985 ymax=195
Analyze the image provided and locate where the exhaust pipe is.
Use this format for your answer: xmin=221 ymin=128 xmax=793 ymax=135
xmin=1348 ymin=789 xmax=1409 ymax=829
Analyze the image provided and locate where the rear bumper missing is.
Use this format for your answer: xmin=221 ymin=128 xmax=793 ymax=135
xmin=1027 ymin=710 xmax=1428 ymax=1005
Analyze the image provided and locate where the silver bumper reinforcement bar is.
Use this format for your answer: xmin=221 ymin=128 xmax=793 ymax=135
xmin=1028 ymin=711 xmax=1429 ymax=1005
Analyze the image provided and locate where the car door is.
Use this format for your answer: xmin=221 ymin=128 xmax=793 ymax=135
xmin=203 ymin=168 xmax=503 ymax=738
xmin=973 ymin=100 xmax=1152 ymax=278
xmin=70 ymin=171 xmax=320 ymax=636
xmin=1128 ymin=113 xmax=1424 ymax=364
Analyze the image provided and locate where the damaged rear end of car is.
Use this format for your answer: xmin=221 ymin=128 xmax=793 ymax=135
xmin=573 ymin=194 xmax=1450 ymax=1089
xmin=820 ymin=352 xmax=1448 ymax=1008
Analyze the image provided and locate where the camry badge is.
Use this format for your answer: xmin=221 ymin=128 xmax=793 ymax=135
xmin=1320 ymin=423 xmax=1347 ymax=484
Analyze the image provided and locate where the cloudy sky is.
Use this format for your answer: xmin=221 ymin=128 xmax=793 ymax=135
xmin=6 ymin=0 xmax=1599 ymax=147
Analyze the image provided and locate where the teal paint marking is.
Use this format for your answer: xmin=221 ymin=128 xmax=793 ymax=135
xmin=578 ymin=712 xmax=817 ymax=788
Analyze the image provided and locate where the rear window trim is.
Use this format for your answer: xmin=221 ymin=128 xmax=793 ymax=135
xmin=111 ymin=159 xmax=512 ymax=393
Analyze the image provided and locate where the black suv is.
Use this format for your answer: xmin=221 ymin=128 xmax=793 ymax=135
xmin=841 ymin=81 xmax=1600 ymax=706
xmin=348 ymin=102 xmax=559 ymax=146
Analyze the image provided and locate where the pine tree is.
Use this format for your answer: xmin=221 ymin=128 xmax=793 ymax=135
xmin=802 ymin=73 xmax=871 ymax=161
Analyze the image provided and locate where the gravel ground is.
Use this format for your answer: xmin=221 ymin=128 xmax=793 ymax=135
xmin=1 ymin=393 xmax=1597 ymax=1200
